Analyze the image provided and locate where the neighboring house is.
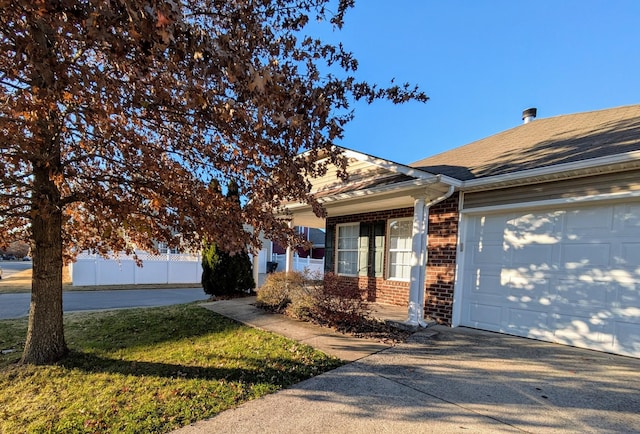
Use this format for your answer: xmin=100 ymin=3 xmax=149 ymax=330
xmin=263 ymin=226 xmax=326 ymax=276
xmin=272 ymin=226 xmax=326 ymax=259
xmin=282 ymin=105 xmax=640 ymax=358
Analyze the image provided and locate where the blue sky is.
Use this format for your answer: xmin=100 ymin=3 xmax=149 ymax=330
xmin=323 ymin=0 xmax=640 ymax=164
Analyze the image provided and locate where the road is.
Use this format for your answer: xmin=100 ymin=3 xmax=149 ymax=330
xmin=0 ymin=288 xmax=208 ymax=320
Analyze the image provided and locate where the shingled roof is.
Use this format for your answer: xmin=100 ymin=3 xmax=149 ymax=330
xmin=410 ymin=105 xmax=640 ymax=181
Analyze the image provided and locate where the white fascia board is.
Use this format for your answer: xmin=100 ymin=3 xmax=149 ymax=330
xmin=317 ymin=177 xmax=446 ymax=205
xmin=283 ymin=176 xmax=453 ymax=213
xmin=340 ymin=148 xmax=445 ymax=181
xmin=461 ymin=150 xmax=640 ymax=191
xmin=297 ymin=145 xmax=464 ymax=186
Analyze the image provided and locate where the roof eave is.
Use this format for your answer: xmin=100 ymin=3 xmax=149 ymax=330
xmin=340 ymin=147 xmax=441 ymax=180
xmin=283 ymin=176 xmax=448 ymax=213
xmin=318 ymin=176 xmax=450 ymax=205
xmin=461 ymin=150 xmax=640 ymax=191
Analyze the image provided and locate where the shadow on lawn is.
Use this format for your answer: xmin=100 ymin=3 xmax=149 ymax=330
xmin=0 ymin=351 xmax=335 ymax=383
xmin=59 ymin=350 xmax=336 ymax=385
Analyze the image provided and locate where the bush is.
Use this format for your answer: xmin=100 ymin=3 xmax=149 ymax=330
xmin=286 ymin=283 xmax=316 ymax=320
xmin=201 ymin=179 xmax=255 ymax=297
xmin=257 ymin=271 xmax=370 ymax=330
xmin=201 ymin=243 xmax=255 ymax=297
xmin=309 ymin=272 xmax=370 ymax=328
xmin=255 ymin=271 xmax=306 ymax=312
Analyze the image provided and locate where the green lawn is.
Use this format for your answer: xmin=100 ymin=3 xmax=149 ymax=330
xmin=0 ymin=304 xmax=343 ymax=433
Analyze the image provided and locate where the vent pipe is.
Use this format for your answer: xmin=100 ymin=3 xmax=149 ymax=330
xmin=522 ymin=107 xmax=537 ymax=124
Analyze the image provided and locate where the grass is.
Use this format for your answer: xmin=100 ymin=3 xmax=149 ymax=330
xmin=0 ymin=303 xmax=343 ymax=433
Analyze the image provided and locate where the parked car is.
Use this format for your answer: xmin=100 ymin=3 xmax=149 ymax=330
xmin=22 ymin=256 xmax=31 ymax=261
xmin=2 ymin=254 xmax=16 ymax=260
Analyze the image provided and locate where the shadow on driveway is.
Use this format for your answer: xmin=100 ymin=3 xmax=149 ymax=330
xmin=175 ymin=326 xmax=640 ymax=433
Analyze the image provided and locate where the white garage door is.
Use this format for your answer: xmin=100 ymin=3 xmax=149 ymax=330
xmin=459 ymin=201 xmax=640 ymax=357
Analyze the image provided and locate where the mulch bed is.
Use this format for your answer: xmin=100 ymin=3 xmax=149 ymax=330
xmin=310 ymin=316 xmax=413 ymax=345
xmin=209 ymin=291 xmax=413 ymax=345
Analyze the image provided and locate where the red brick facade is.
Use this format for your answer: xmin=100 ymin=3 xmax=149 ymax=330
xmin=331 ymin=276 xmax=413 ymax=306
xmin=326 ymin=207 xmax=413 ymax=306
xmin=325 ymin=194 xmax=459 ymax=325
xmin=327 ymin=208 xmax=415 ymax=225
xmin=425 ymin=195 xmax=459 ymax=325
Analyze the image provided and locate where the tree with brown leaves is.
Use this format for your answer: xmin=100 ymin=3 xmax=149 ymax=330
xmin=0 ymin=0 xmax=427 ymax=364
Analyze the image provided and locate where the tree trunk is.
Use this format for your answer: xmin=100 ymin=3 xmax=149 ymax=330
xmin=20 ymin=210 xmax=67 ymax=364
xmin=19 ymin=16 xmax=69 ymax=364
xmin=20 ymin=149 xmax=67 ymax=365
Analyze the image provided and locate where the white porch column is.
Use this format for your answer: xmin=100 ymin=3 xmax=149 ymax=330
xmin=417 ymin=206 xmax=430 ymax=318
xmin=285 ymin=220 xmax=294 ymax=273
xmin=407 ymin=197 xmax=428 ymax=326
xmin=252 ymin=252 xmax=260 ymax=289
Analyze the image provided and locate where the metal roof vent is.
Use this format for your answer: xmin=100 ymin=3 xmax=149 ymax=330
xmin=522 ymin=107 xmax=537 ymax=124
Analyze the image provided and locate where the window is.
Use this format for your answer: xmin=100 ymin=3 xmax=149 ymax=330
xmin=387 ymin=218 xmax=413 ymax=280
xmin=336 ymin=223 xmax=359 ymax=276
xmin=158 ymin=242 xmax=179 ymax=254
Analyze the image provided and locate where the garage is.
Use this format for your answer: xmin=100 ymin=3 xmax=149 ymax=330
xmin=458 ymin=200 xmax=640 ymax=358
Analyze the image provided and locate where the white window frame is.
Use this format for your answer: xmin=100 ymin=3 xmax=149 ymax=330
xmin=157 ymin=242 xmax=179 ymax=255
xmin=335 ymin=223 xmax=360 ymax=276
xmin=387 ymin=217 xmax=413 ymax=281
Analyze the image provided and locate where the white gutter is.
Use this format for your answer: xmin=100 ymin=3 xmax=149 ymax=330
xmin=285 ymin=146 xmax=464 ymax=215
xmin=283 ymin=176 xmax=447 ymax=214
xmin=406 ymin=183 xmax=456 ymax=328
xmin=340 ymin=147 xmax=449 ymax=181
xmin=318 ymin=177 xmax=444 ymax=203
xmin=460 ymin=149 xmax=640 ymax=191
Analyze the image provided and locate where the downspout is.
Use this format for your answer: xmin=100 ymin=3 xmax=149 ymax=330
xmin=406 ymin=183 xmax=456 ymax=327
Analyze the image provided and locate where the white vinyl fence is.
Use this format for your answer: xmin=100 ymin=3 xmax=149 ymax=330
xmin=71 ymin=251 xmax=201 ymax=286
xmin=271 ymin=254 xmax=324 ymax=276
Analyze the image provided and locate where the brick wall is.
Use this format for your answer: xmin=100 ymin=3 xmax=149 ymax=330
xmin=327 ymin=207 xmax=413 ymax=306
xmin=424 ymin=195 xmax=459 ymax=325
xmin=327 ymin=276 xmax=410 ymax=306
xmin=326 ymin=194 xmax=460 ymax=325
xmin=328 ymin=207 xmax=414 ymax=225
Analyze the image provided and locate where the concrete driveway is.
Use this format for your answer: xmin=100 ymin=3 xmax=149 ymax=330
xmin=177 ymin=326 xmax=640 ymax=433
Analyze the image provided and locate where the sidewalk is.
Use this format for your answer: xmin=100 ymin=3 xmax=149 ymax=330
xmin=200 ymin=297 xmax=411 ymax=362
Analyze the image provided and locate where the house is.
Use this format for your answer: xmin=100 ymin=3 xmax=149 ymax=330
xmin=282 ymin=105 xmax=640 ymax=358
xmin=270 ymin=226 xmax=325 ymax=273
xmin=251 ymin=229 xmax=324 ymax=282
xmin=272 ymin=226 xmax=326 ymax=260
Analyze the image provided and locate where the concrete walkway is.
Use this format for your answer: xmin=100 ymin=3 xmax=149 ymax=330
xmin=200 ymin=297 xmax=408 ymax=361
xmin=175 ymin=297 xmax=640 ymax=433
